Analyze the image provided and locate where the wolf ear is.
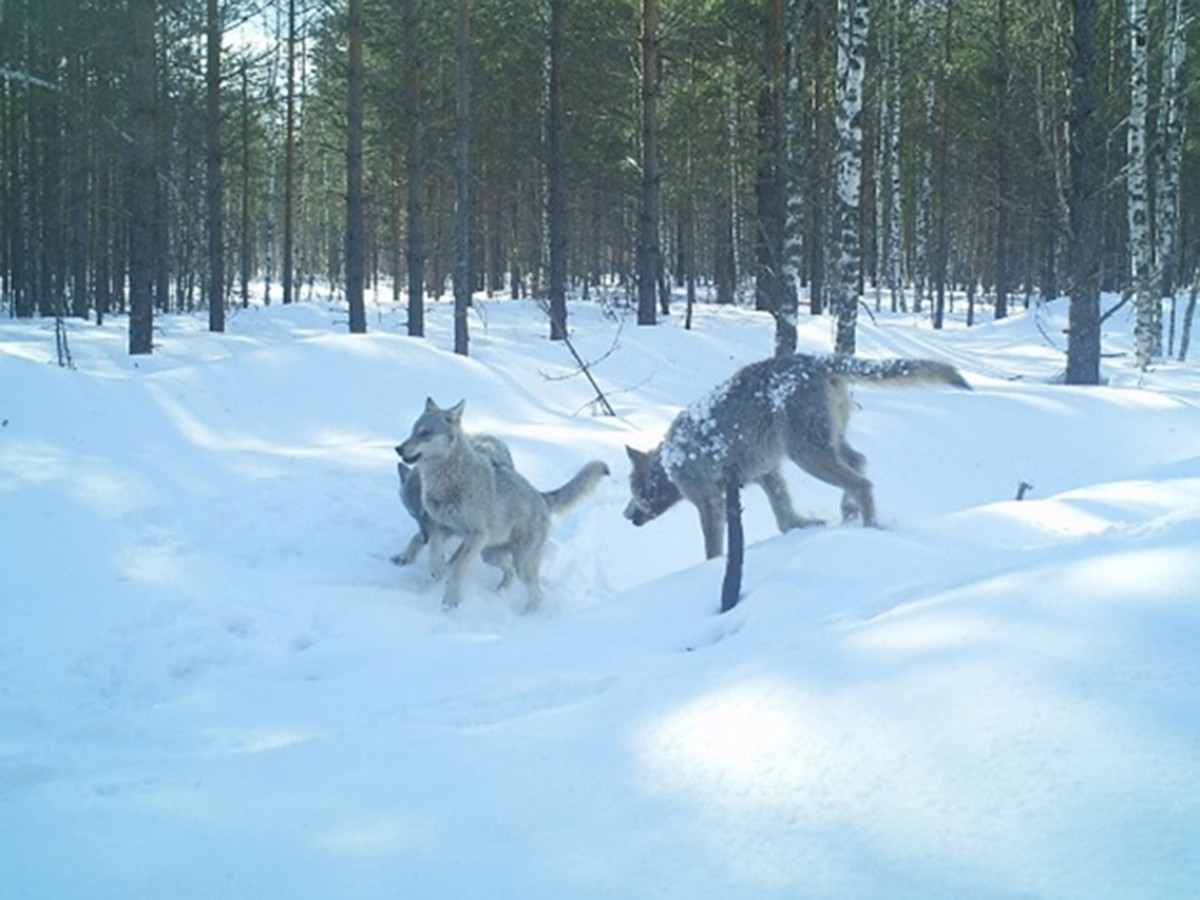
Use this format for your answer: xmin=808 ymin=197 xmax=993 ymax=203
xmin=626 ymin=445 xmax=648 ymax=468
xmin=424 ymin=396 xmax=439 ymax=413
xmin=447 ymin=400 xmax=465 ymax=423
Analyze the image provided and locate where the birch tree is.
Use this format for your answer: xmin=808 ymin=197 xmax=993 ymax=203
xmin=1128 ymin=0 xmax=1154 ymax=368
xmin=882 ymin=0 xmax=903 ymax=313
xmin=1157 ymin=0 xmax=1187 ymax=345
xmin=832 ymin=0 xmax=870 ymax=356
xmin=282 ymin=0 xmax=298 ymax=305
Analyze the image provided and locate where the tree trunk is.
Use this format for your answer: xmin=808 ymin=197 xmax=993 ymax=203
xmin=403 ymin=0 xmax=425 ymax=337
xmin=881 ymin=0 xmax=903 ymax=313
xmin=128 ymin=0 xmax=156 ymax=355
xmin=831 ymin=0 xmax=870 ymax=356
xmin=1156 ymin=0 xmax=1186 ymax=323
xmin=453 ymin=0 xmax=471 ymax=356
xmin=547 ymin=0 xmax=567 ymax=340
xmin=636 ymin=0 xmax=660 ymax=326
xmin=206 ymin=0 xmax=225 ymax=333
xmin=1128 ymin=0 xmax=1154 ymax=368
xmin=345 ymin=0 xmax=367 ymax=334
xmin=282 ymin=0 xmax=297 ymax=305
xmin=932 ymin=0 xmax=954 ymax=331
xmin=758 ymin=0 xmax=795 ymax=357
xmin=783 ymin=0 xmax=807 ymax=321
xmin=1065 ymin=0 xmax=1102 ymax=385
xmin=239 ymin=64 xmax=252 ymax=309
xmin=994 ymin=0 xmax=1010 ymax=320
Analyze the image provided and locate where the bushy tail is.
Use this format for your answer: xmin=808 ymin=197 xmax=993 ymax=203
xmin=542 ymin=460 xmax=609 ymax=513
xmin=820 ymin=356 xmax=971 ymax=390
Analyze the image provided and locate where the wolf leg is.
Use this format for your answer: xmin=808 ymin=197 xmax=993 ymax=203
xmin=697 ymin=495 xmax=725 ymax=559
xmin=391 ymin=531 xmax=426 ymax=566
xmin=513 ymin=523 xmax=548 ymax=612
xmin=796 ymin=453 xmax=876 ymax=527
xmin=443 ymin=531 xmax=485 ymax=609
xmin=756 ymin=469 xmax=823 ymax=532
xmin=837 ymin=441 xmax=869 ymax=522
xmin=482 ymin=544 xmax=515 ymax=590
xmin=428 ymin=528 xmax=448 ymax=580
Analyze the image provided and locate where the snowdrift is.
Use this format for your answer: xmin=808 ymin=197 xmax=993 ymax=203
xmin=2 ymin=296 xmax=1198 ymax=899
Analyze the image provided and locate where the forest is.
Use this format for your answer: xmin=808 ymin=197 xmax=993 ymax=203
xmin=1 ymin=0 xmax=1198 ymax=379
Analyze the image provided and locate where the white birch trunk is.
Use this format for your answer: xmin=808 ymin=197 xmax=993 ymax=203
xmin=1127 ymin=0 xmax=1155 ymax=367
xmin=884 ymin=0 xmax=903 ymax=312
xmin=914 ymin=0 xmax=939 ymax=315
xmin=1156 ymin=0 xmax=1186 ymax=318
xmin=783 ymin=0 xmax=805 ymax=309
xmin=832 ymin=0 xmax=870 ymax=356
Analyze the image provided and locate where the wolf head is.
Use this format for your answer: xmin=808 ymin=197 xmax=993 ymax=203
xmin=624 ymin=445 xmax=683 ymax=526
xmin=397 ymin=398 xmax=465 ymax=464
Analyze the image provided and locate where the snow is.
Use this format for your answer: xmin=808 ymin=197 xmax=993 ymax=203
xmin=2 ymin=294 xmax=1199 ymax=898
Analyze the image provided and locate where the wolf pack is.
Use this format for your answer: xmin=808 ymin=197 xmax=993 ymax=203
xmin=394 ymin=352 xmax=970 ymax=612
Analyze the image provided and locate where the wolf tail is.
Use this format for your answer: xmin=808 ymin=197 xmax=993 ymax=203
xmin=542 ymin=460 xmax=610 ymax=513
xmin=823 ymin=356 xmax=971 ymax=390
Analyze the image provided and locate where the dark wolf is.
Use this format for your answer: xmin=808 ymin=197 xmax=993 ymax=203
xmin=399 ymin=398 xmax=609 ymax=611
xmin=625 ymin=354 xmax=969 ymax=558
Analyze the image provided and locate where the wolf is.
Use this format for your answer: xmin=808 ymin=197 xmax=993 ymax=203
xmin=392 ymin=434 xmax=514 ymax=571
xmin=625 ymin=353 xmax=969 ymax=559
xmin=398 ymin=398 xmax=609 ymax=611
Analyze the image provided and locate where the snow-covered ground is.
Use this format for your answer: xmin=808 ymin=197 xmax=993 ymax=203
xmin=2 ymin=293 xmax=1198 ymax=898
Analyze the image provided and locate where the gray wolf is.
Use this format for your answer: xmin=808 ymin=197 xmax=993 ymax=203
xmin=625 ymin=353 xmax=969 ymax=558
xmin=398 ymin=398 xmax=609 ymax=611
xmin=392 ymin=434 xmax=514 ymax=571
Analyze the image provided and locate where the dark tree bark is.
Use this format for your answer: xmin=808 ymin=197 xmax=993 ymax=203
xmin=128 ymin=0 xmax=156 ymax=355
xmin=403 ymin=0 xmax=425 ymax=337
xmin=239 ymin=64 xmax=251 ymax=309
xmin=993 ymin=0 xmax=1010 ymax=320
xmin=932 ymin=0 xmax=954 ymax=331
xmin=547 ymin=0 xmax=568 ymax=341
xmin=1065 ymin=0 xmax=1102 ymax=385
xmin=345 ymin=0 xmax=367 ymax=334
xmin=636 ymin=0 xmax=660 ymax=326
xmin=206 ymin=0 xmax=225 ymax=333
xmin=453 ymin=0 xmax=471 ymax=356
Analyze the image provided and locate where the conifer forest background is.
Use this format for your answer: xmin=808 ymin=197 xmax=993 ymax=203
xmin=2 ymin=0 xmax=1198 ymax=378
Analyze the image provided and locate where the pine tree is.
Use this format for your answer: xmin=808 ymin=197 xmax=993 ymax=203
xmin=345 ymin=0 xmax=367 ymax=334
xmin=636 ymin=0 xmax=661 ymax=326
xmin=1065 ymin=0 xmax=1103 ymax=385
xmin=454 ymin=0 xmax=471 ymax=356
xmin=128 ymin=0 xmax=157 ymax=355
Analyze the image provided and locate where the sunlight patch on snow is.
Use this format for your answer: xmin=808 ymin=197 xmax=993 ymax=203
xmin=642 ymin=680 xmax=805 ymax=788
xmin=0 ymin=438 xmax=154 ymax=517
xmin=1054 ymin=545 xmax=1198 ymax=604
xmin=0 ymin=438 xmax=70 ymax=489
xmin=201 ymin=727 xmax=319 ymax=756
